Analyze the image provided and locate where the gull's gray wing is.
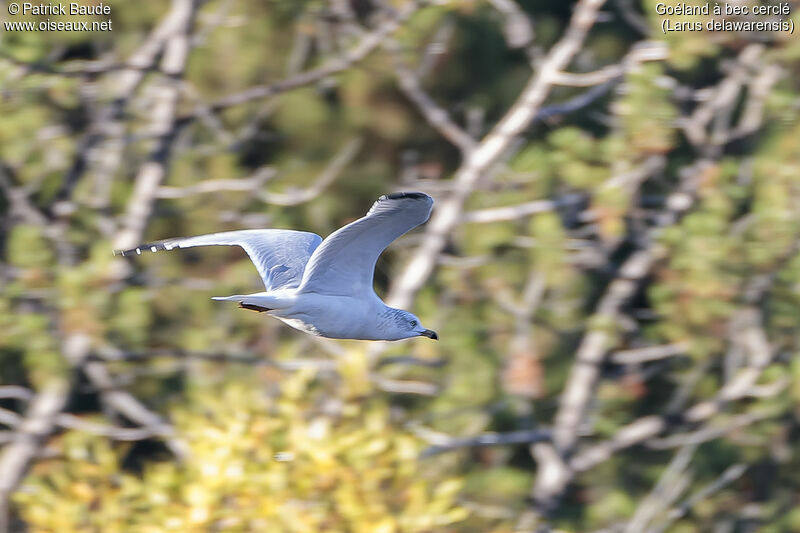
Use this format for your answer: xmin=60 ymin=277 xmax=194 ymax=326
xmin=298 ymin=192 xmax=433 ymax=297
xmin=114 ymin=229 xmax=323 ymax=291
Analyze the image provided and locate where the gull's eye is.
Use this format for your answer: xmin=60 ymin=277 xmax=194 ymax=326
xmin=409 ymin=320 xmax=417 ymax=328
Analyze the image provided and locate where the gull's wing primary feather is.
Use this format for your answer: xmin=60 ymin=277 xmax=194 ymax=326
xmin=114 ymin=229 xmax=323 ymax=291
xmin=298 ymin=192 xmax=433 ymax=296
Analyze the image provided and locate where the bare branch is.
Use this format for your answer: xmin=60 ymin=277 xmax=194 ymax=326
xmin=157 ymin=167 xmax=277 ymax=199
xmin=551 ymin=41 xmax=667 ymax=87
xmin=0 ymin=334 xmax=89 ymax=532
xmin=551 ymin=161 xmax=703 ymax=455
xmin=375 ymin=356 xmax=448 ymax=369
xmin=421 ymin=429 xmax=552 ymax=457
xmin=681 ymin=45 xmax=765 ymax=152
xmin=461 ymin=194 xmax=584 ymax=224
xmin=201 ymin=0 xmax=427 ymax=114
xmin=0 ymin=379 xmax=70 ymax=533
xmin=645 ymin=408 xmax=781 ymax=450
xmin=552 ymin=254 xmax=659 ymax=445
xmin=613 ymin=0 xmax=650 ymax=35
xmin=257 ymin=137 xmax=363 ymax=206
xmin=94 ymin=346 xmax=339 ymax=372
xmin=647 ymin=464 xmax=748 ymax=533
xmin=0 ymin=407 xmax=165 ymax=442
xmin=416 ymin=17 xmax=456 ymax=79
xmin=0 ymin=408 xmax=21 ymax=428
xmin=65 ymin=0 xmax=205 ymax=219
xmin=552 ymin=65 xmax=625 ymax=87
xmin=570 ymin=381 xmax=781 ymax=475
xmin=388 ymin=0 xmax=610 ymax=312
xmin=285 ymin=12 xmax=315 ymax=76
xmin=0 ymin=165 xmax=50 ymax=226
xmin=611 ymin=342 xmax=689 ymax=365
xmin=0 ymin=387 xmax=33 ymax=402
xmin=387 ymin=39 xmax=476 ymax=154
xmin=527 ymin=162 xmax=705 ymax=515
xmin=730 ymin=63 xmax=782 ymax=140
xmin=488 ymin=0 xmax=535 ymax=49
xmin=568 ymin=244 xmax=797 ymax=475
xmin=534 ymin=78 xmax=618 ymax=122
xmin=370 ymin=375 xmax=439 ymax=396
xmin=624 ymin=444 xmax=698 ymax=533
xmin=113 ymin=0 xmax=198 ymax=251
xmin=80 ymin=359 xmax=189 ymax=459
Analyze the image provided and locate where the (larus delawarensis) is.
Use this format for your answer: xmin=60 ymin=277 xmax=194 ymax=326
xmin=114 ymin=192 xmax=438 ymax=341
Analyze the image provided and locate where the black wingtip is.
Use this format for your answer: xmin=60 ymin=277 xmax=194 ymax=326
xmin=381 ymin=191 xmax=430 ymax=201
xmin=113 ymin=242 xmax=168 ymax=257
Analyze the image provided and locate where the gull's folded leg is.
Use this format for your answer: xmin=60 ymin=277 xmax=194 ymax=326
xmin=211 ymin=292 xmax=292 ymax=312
xmin=239 ymin=302 xmax=272 ymax=313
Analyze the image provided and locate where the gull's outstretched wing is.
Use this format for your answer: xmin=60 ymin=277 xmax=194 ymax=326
xmin=114 ymin=229 xmax=322 ymax=291
xmin=298 ymin=192 xmax=433 ymax=297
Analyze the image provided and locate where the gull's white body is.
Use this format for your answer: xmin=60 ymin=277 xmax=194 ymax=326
xmin=115 ymin=192 xmax=438 ymax=341
xmin=230 ymin=290 xmax=388 ymax=340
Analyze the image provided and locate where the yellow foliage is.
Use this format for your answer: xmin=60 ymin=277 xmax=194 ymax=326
xmin=15 ymin=369 xmax=469 ymax=532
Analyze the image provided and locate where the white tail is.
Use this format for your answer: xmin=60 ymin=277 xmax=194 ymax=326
xmin=211 ymin=292 xmax=292 ymax=310
xmin=211 ymin=295 xmax=247 ymax=301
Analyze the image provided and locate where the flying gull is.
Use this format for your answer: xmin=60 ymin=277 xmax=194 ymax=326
xmin=114 ymin=192 xmax=438 ymax=341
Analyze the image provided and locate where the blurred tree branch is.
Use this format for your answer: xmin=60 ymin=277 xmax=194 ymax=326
xmin=113 ymin=0 xmax=198 ymax=251
xmin=193 ymin=0 xmax=430 ymax=115
xmin=0 ymin=335 xmax=87 ymax=532
xmin=387 ymin=0 xmax=610 ymax=312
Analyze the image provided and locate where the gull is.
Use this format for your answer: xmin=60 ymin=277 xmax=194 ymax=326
xmin=114 ymin=192 xmax=438 ymax=341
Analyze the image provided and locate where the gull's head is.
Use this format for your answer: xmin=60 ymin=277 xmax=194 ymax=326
xmin=388 ymin=310 xmax=438 ymax=341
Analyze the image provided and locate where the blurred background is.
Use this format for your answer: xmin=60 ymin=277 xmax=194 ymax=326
xmin=2 ymin=0 xmax=800 ymax=531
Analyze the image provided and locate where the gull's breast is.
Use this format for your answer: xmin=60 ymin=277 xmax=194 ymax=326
xmin=275 ymin=315 xmax=322 ymax=336
xmin=272 ymin=292 xmax=377 ymax=339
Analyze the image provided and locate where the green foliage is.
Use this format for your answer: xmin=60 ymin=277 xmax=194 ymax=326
xmin=6 ymin=224 xmax=54 ymax=269
xmin=615 ymin=63 xmax=677 ymax=155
